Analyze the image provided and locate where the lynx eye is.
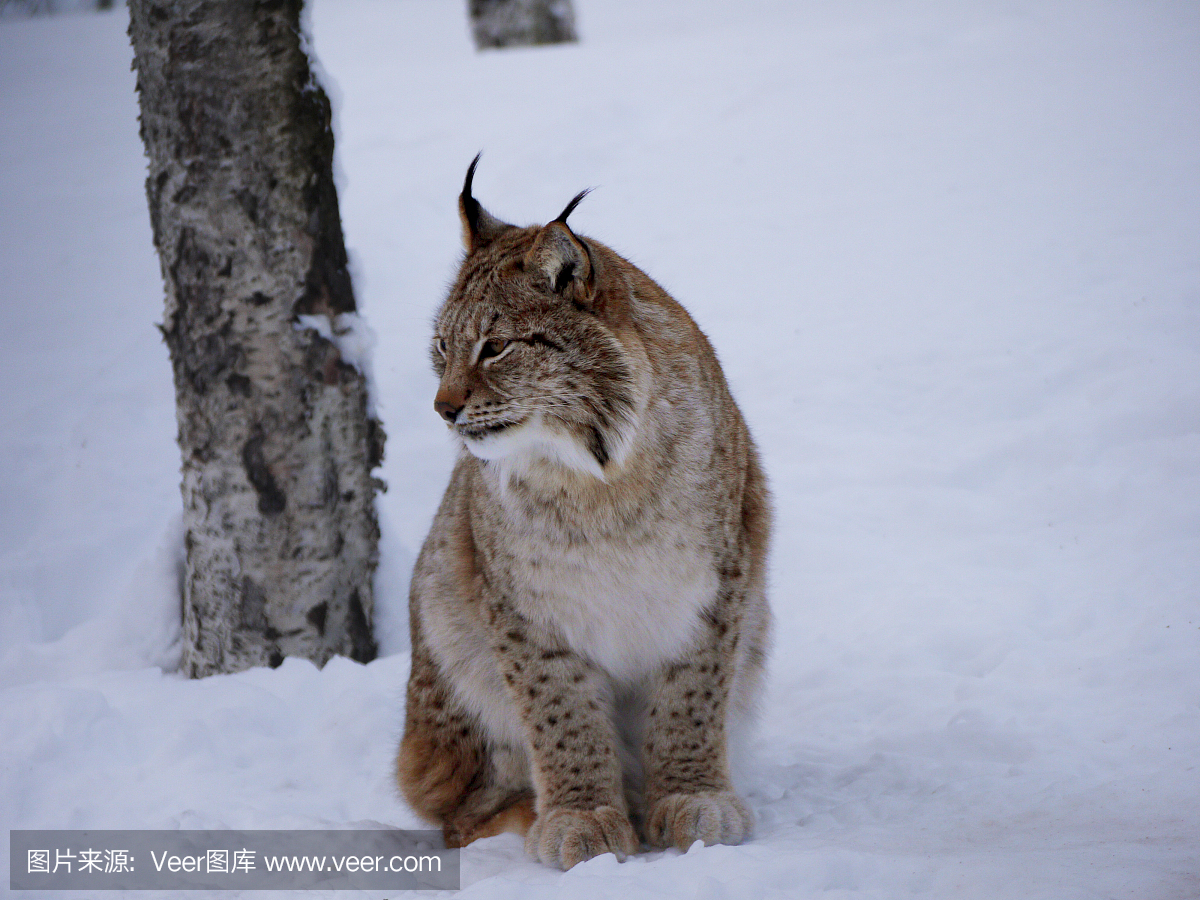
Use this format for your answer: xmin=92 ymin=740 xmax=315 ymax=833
xmin=478 ymin=338 xmax=510 ymax=361
xmin=435 ymin=337 xmax=447 ymax=356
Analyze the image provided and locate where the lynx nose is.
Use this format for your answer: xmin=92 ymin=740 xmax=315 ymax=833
xmin=435 ymin=383 xmax=471 ymax=424
xmin=435 ymin=398 xmax=464 ymax=423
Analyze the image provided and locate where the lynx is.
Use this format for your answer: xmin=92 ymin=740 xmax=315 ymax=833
xmin=396 ymin=157 xmax=772 ymax=869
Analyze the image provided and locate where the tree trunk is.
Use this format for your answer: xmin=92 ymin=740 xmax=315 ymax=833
xmin=468 ymin=0 xmax=578 ymax=50
xmin=129 ymin=0 xmax=385 ymax=678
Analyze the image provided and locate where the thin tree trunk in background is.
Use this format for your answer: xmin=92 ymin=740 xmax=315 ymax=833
xmin=129 ymin=0 xmax=385 ymax=678
xmin=469 ymin=0 xmax=578 ymax=49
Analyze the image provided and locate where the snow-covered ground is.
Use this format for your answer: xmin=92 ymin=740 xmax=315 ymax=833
xmin=2 ymin=1 xmax=1198 ymax=897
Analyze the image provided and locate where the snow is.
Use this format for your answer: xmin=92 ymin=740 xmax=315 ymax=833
xmin=1 ymin=1 xmax=1198 ymax=897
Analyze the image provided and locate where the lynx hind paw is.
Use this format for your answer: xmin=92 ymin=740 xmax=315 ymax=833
xmin=646 ymin=791 xmax=753 ymax=851
xmin=443 ymin=794 xmax=536 ymax=849
xmin=524 ymin=805 xmax=638 ymax=870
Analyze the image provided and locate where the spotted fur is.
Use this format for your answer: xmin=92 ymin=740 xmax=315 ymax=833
xmin=396 ymin=158 xmax=773 ymax=869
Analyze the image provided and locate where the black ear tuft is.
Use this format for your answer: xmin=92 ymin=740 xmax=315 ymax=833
xmin=458 ymin=154 xmax=513 ymax=251
xmin=460 ymin=152 xmax=484 ymax=238
xmin=554 ymin=188 xmax=592 ymax=226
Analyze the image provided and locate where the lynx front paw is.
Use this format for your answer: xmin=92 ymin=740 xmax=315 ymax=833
xmin=524 ymin=805 xmax=637 ymax=870
xmin=646 ymin=790 xmax=753 ymax=851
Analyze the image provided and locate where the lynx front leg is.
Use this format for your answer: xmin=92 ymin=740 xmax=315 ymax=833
xmin=643 ymin=601 xmax=753 ymax=852
xmin=484 ymin=596 xmax=637 ymax=869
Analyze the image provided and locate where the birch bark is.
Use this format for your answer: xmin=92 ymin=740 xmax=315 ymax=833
xmin=468 ymin=0 xmax=578 ymax=50
xmin=129 ymin=0 xmax=385 ymax=677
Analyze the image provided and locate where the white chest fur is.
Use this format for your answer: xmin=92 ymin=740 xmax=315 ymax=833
xmin=514 ymin=532 xmax=718 ymax=685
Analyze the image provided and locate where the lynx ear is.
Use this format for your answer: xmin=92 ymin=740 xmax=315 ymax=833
xmin=459 ymin=154 xmax=512 ymax=251
xmin=525 ymin=221 xmax=594 ymax=302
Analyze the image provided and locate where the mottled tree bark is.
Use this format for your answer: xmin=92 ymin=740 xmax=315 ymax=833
xmin=129 ymin=0 xmax=385 ymax=677
xmin=468 ymin=0 xmax=577 ymax=50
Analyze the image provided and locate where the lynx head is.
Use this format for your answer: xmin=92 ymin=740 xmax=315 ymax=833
xmin=431 ymin=156 xmax=644 ymax=481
